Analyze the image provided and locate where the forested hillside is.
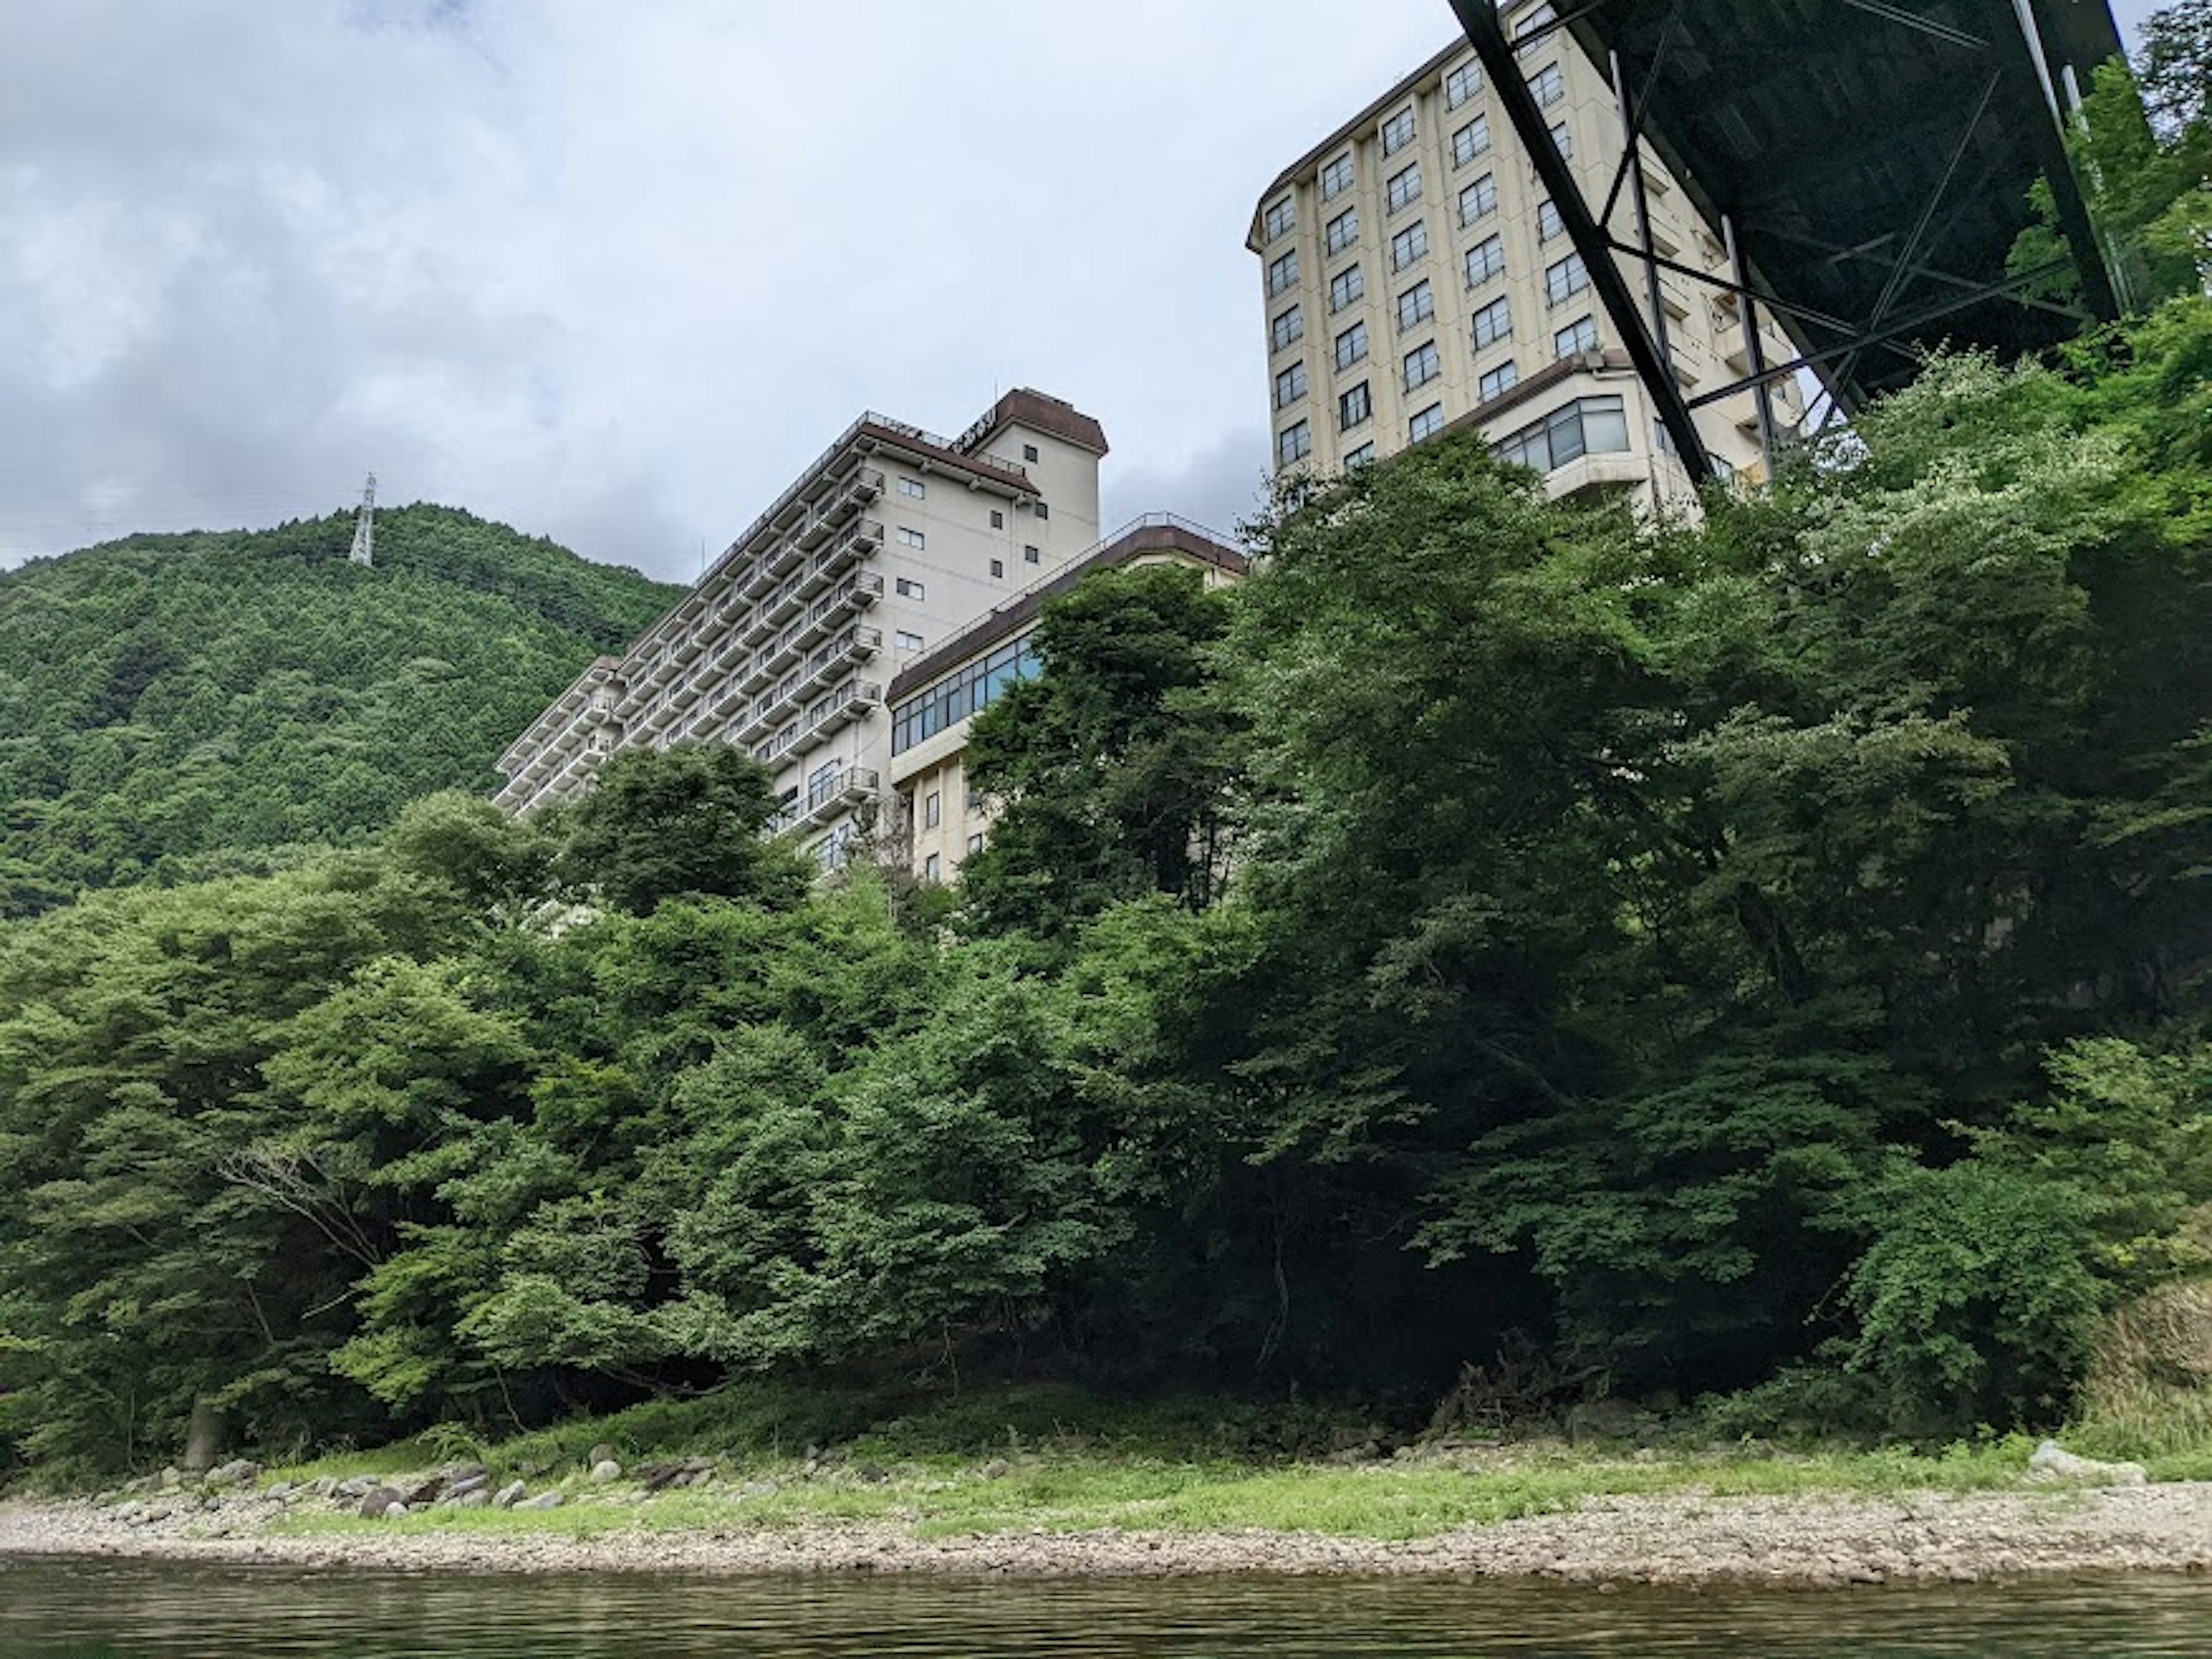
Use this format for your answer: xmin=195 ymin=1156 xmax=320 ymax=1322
xmin=3 ymin=299 xmax=2206 ymax=1480
xmin=0 ymin=505 xmax=680 ymax=915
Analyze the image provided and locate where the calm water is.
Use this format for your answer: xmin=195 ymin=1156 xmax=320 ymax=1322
xmin=1 ymin=1559 xmax=2208 ymax=1658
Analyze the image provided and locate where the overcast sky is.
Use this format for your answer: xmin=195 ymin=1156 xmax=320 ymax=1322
xmin=0 ymin=1 xmax=2165 ymax=580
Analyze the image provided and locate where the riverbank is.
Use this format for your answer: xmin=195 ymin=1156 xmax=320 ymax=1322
xmin=7 ymin=1455 xmax=2211 ymax=1588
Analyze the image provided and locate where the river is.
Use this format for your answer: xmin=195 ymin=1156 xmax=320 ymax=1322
xmin=1 ymin=1560 xmax=2208 ymax=1657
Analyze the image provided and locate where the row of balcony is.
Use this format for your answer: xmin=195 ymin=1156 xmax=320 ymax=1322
xmin=754 ymin=677 xmax=885 ymax=773
xmin=768 ymin=763 xmax=882 ymax=837
xmin=627 ymin=577 xmax=883 ymax=738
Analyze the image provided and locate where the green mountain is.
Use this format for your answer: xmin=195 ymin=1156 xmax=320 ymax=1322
xmin=0 ymin=504 xmax=681 ymax=915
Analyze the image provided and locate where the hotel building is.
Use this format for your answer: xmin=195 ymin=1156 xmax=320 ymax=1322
xmin=494 ymin=389 xmax=1111 ymax=868
xmin=1249 ymin=1 xmax=1798 ymax=500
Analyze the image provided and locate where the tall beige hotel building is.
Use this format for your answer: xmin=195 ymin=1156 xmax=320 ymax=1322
xmin=1251 ymin=0 xmax=1797 ymax=499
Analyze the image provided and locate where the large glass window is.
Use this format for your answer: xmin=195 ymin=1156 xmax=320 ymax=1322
xmin=1339 ymin=380 xmax=1372 ymax=430
xmin=1390 ymin=219 xmax=1429 ymax=271
xmin=1267 ymin=249 xmax=1299 ymax=297
xmin=891 ymin=635 xmax=1044 ymax=755
xmin=1381 ymin=107 xmax=1416 ymax=155
xmin=1410 ymin=403 xmax=1446 ymax=442
xmin=1452 ymin=115 xmax=1490 ymax=168
xmin=1479 ymin=359 xmax=1520 ymax=401
xmin=1530 ymin=62 xmax=1565 ymax=105
xmin=1459 ymin=172 xmax=1498 ymax=226
xmin=1325 ymin=207 xmax=1359 ymax=256
xmin=1396 ymin=278 xmax=1434 ymax=331
xmin=1444 ymin=60 xmax=1483 ymax=109
xmin=1321 ymin=151 xmax=1355 ymax=199
xmin=1387 ymin=162 xmax=1423 ymax=214
xmin=1335 ymin=320 xmax=1369 ymax=370
xmin=1404 ymin=339 xmax=1441 ymax=391
xmin=1271 ymin=304 xmax=1304 ymax=353
xmin=1278 ymin=419 xmax=1312 ymax=466
xmin=1472 ymin=295 xmax=1512 ymax=348
xmin=1537 ymin=199 xmax=1564 ymax=241
xmin=1263 ymin=195 xmax=1296 ymax=241
xmin=1491 ymin=395 xmax=1631 ymax=474
xmin=1330 ymin=263 xmax=1365 ymax=313
xmin=1275 ymin=360 xmax=1308 ymax=409
xmin=1544 ymin=252 xmax=1590 ymax=306
xmin=1464 ymin=232 xmax=1505 ymax=287
xmin=1554 ymin=313 xmax=1599 ymax=356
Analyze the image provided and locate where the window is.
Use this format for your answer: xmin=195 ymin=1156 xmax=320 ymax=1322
xmin=1404 ymin=339 xmax=1441 ymax=391
xmin=1464 ymin=233 xmax=1505 ymax=287
xmin=1267 ymin=250 xmax=1298 ymax=297
xmin=1410 ymin=403 xmax=1446 ymax=443
xmin=1444 ymin=60 xmax=1483 ymax=108
xmin=1275 ymin=361 xmax=1308 ymax=409
xmin=924 ymin=790 xmax=941 ymax=829
xmin=1271 ymin=304 xmax=1304 ymax=352
xmin=1549 ymin=120 xmax=1573 ymax=158
xmin=1344 ymin=441 xmax=1376 ymax=468
xmin=1381 ymin=107 xmax=1415 ymax=155
xmin=1458 ymin=172 xmax=1497 ymax=226
xmin=990 ymin=507 xmax=1005 ymax=528
xmin=1396 ymin=278 xmax=1434 ymax=331
xmin=1386 ymin=162 xmax=1422 ymax=214
xmin=1389 ymin=219 xmax=1428 ymax=271
xmin=1321 ymin=151 xmax=1354 ymax=199
xmin=1492 ymin=395 xmax=1632 ymax=472
xmin=1033 ymin=501 xmax=1048 ymax=519
xmin=1554 ymin=313 xmax=1598 ymax=356
xmin=1516 ymin=2 xmax=1557 ymax=51
xmin=896 ymin=628 xmax=924 ymax=652
xmin=897 ymin=476 xmax=926 ymax=499
xmin=1530 ymin=62 xmax=1565 ymax=105
xmin=1263 ymin=195 xmax=1295 ymax=241
xmin=1325 ymin=206 xmax=1359 ymax=256
xmin=896 ymin=526 xmax=926 ymax=549
xmin=990 ymin=558 xmax=1005 ymax=578
xmin=1329 ymin=263 xmax=1364 ymax=312
xmin=967 ymin=832 xmax=984 ymax=855
xmin=1278 ymin=419 xmax=1312 ymax=466
xmin=1544 ymin=252 xmax=1589 ymax=305
xmin=1023 ymin=443 xmax=1040 ymax=461
xmin=1472 ymin=295 xmax=1512 ymax=348
xmin=1479 ymin=359 xmax=1520 ymax=400
xmin=1335 ymin=320 xmax=1369 ymax=370
xmin=1452 ymin=115 xmax=1490 ymax=168
xmin=924 ymin=853 xmax=941 ymax=884
xmin=1537 ymin=199 xmax=1564 ymax=242
xmin=1024 ymin=544 xmax=1041 ymax=564
xmin=891 ymin=635 xmax=1041 ymax=754
xmin=1339 ymin=380 xmax=1372 ymax=430
xmin=895 ymin=576 xmax=925 ymax=599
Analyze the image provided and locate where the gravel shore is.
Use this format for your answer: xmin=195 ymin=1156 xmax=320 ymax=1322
xmin=6 ymin=1480 xmax=2211 ymax=1588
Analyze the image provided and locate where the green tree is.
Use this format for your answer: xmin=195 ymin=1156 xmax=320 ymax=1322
xmin=550 ymin=743 xmax=806 ymax=915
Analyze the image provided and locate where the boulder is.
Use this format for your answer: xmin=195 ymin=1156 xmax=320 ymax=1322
xmin=456 ymin=1489 xmax=491 ymax=1509
xmin=203 ymin=1458 xmax=262 ymax=1488
xmin=978 ymin=1459 xmax=1010 ymax=1480
xmin=493 ymin=1480 xmax=528 ymax=1509
xmin=519 ymin=1491 xmax=565 ymax=1510
xmin=403 ymin=1475 xmax=448 ymax=1508
xmin=446 ymin=1473 xmax=490 ymax=1500
xmin=358 ymin=1486 xmax=405 ymax=1519
xmin=2027 ymin=1440 xmax=2147 ymax=1486
xmin=589 ymin=1459 xmax=622 ymax=1483
xmin=586 ymin=1442 xmax=618 ymax=1469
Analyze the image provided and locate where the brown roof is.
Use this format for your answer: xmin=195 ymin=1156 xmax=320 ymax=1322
xmin=888 ymin=517 xmax=1246 ymax=702
xmin=958 ymin=388 xmax=1111 ymax=458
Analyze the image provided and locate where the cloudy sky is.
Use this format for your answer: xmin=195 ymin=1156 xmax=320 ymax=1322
xmin=0 ymin=1 xmax=2165 ymax=580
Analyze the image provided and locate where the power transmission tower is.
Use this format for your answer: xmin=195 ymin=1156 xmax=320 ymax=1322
xmin=348 ymin=472 xmax=377 ymax=567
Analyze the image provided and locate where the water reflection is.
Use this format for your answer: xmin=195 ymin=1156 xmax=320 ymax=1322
xmin=1 ymin=1559 xmax=2208 ymax=1658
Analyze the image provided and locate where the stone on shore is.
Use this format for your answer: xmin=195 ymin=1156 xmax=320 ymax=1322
xmin=493 ymin=1480 xmax=528 ymax=1509
xmin=589 ymin=1460 xmax=622 ymax=1483
xmin=519 ymin=1491 xmax=565 ymax=1510
xmin=2027 ymin=1440 xmax=2147 ymax=1486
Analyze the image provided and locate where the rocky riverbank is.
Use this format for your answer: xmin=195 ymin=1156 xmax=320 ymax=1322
xmin=6 ymin=1471 xmax=2211 ymax=1588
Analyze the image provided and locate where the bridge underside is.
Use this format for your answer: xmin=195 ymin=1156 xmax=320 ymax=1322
xmin=1448 ymin=0 xmax=2126 ymax=475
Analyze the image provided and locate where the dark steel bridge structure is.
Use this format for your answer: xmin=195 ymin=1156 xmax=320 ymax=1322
xmin=1445 ymin=0 xmax=2127 ymax=479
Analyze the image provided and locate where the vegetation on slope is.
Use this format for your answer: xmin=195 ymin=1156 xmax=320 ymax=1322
xmin=2 ymin=297 xmax=2207 ymax=1487
xmin=0 ymin=504 xmax=679 ymax=916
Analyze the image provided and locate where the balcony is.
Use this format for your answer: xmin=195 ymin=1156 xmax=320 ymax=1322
xmin=762 ymin=622 xmax=806 ymax=675
xmin=709 ymin=679 xmax=749 ymax=718
xmin=765 ymin=578 xmax=808 ymax=626
xmin=771 ymin=764 xmax=881 ymax=835
xmin=795 ymin=678 xmax=882 ymax=752
xmin=765 ymin=535 xmax=806 ymax=579
xmin=739 ymin=652 xmax=776 ymax=694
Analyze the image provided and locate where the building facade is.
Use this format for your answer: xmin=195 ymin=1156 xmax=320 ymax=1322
xmin=887 ymin=515 xmax=1247 ymax=885
xmin=494 ymin=389 xmax=1109 ymax=868
xmin=1249 ymin=0 xmax=1798 ymax=501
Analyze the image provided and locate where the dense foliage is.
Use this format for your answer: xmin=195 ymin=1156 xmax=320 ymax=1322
xmin=2 ymin=301 xmax=2208 ymax=1479
xmin=0 ymin=505 xmax=679 ymax=915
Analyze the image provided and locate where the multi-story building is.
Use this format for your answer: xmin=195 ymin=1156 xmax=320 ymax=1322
xmin=888 ymin=514 xmax=1246 ymax=884
xmin=494 ymin=389 xmax=1110 ymax=868
xmin=1248 ymin=1 xmax=1799 ymax=501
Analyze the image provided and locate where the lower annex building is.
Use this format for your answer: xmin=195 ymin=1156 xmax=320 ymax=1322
xmin=1249 ymin=0 xmax=1799 ymax=500
xmin=494 ymin=391 xmax=1244 ymax=880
